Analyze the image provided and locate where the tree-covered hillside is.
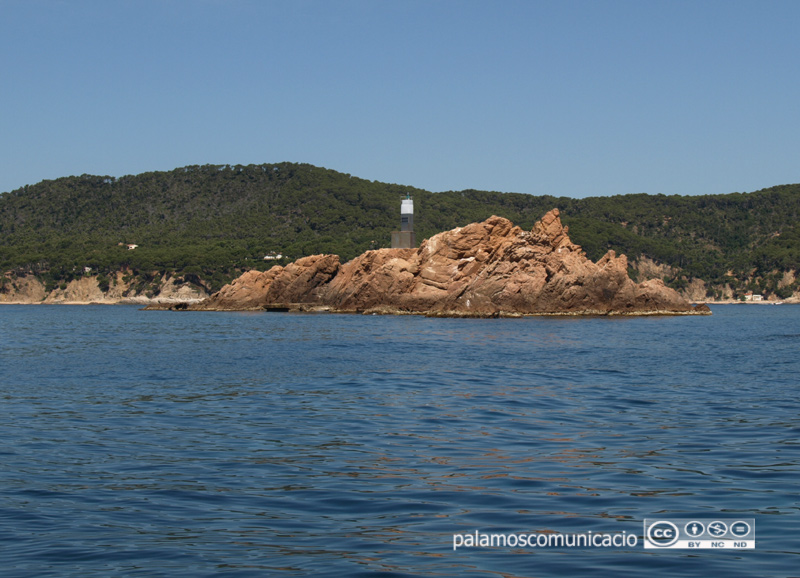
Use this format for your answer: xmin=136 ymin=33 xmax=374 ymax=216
xmin=1 ymin=162 xmax=799 ymax=297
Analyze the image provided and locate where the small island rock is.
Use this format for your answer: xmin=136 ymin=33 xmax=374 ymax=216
xmin=181 ymin=209 xmax=709 ymax=316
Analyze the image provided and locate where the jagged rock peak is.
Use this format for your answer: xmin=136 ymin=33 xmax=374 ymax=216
xmin=175 ymin=209 xmax=709 ymax=317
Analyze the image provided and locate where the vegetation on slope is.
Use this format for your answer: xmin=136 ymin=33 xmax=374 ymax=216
xmin=1 ymin=162 xmax=799 ymax=298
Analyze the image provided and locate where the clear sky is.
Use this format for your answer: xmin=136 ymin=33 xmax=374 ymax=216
xmin=1 ymin=0 xmax=798 ymax=197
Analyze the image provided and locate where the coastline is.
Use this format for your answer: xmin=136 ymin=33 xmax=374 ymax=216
xmin=143 ymin=301 xmax=713 ymax=316
xmin=0 ymin=271 xmax=209 ymax=306
xmin=0 ymin=297 xmax=206 ymax=306
xmin=2 ymin=298 xmax=792 ymax=305
xmin=2 ymin=296 xmax=794 ymax=309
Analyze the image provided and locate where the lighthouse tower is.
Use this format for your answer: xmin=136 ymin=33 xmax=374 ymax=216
xmin=391 ymin=194 xmax=416 ymax=248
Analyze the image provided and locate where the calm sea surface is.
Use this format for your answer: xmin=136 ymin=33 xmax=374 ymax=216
xmin=0 ymin=305 xmax=798 ymax=577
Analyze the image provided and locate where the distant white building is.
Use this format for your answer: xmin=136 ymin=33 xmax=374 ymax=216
xmin=263 ymin=253 xmax=283 ymax=261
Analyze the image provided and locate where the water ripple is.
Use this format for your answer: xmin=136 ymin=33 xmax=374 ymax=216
xmin=0 ymin=304 xmax=798 ymax=576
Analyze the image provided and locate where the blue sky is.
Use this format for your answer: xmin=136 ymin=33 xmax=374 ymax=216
xmin=1 ymin=0 xmax=798 ymax=197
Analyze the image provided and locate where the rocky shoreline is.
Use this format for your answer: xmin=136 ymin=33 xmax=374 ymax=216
xmin=147 ymin=209 xmax=711 ymax=317
xmin=145 ymin=302 xmax=711 ymax=317
xmin=3 ymin=298 xmax=780 ymax=309
xmin=0 ymin=271 xmax=208 ymax=305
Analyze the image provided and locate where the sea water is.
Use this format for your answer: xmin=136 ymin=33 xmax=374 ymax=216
xmin=0 ymin=305 xmax=798 ymax=577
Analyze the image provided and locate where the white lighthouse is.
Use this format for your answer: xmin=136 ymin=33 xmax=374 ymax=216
xmin=391 ymin=194 xmax=416 ymax=248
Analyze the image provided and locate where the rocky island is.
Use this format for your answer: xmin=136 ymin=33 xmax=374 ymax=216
xmin=152 ymin=209 xmax=710 ymax=317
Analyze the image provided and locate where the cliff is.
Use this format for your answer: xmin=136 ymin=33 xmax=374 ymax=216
xmin=182 ymin=210 xmax=709 ymax=316
xmin=0 ymin=271 xmax=209 ymax=304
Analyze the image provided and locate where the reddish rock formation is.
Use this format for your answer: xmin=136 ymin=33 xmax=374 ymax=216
xmin=181 ymin=209 xmax=709 ymax=316
xmin=192 ymin=254 xmax=340 ymax=311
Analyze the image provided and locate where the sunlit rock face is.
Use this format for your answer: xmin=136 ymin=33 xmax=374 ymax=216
xmin=190 ymin=209 xmax=705 ymax=316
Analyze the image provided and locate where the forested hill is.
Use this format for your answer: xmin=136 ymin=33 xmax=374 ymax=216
xmin=1 ymin=162 xmax=799 ymax=298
